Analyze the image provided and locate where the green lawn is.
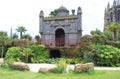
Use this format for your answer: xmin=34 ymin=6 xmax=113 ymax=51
xmin=0 ymin=68 xmax=120 ymax=79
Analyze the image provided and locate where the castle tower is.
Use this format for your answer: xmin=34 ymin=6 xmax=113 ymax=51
xmin=104 ymin=0 xmax=120 ymax=31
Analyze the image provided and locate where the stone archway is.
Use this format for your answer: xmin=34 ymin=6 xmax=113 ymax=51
xmin=55 ymin=28 xmax=65 ymax=46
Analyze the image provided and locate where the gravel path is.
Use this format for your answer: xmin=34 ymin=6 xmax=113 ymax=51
xmin=27 ymin=63 xmax=120 ymax=72
xmin=94 ymin=67 xmax=120 ymax=70
xmin=27 ymin=63 xmax=55 ymax=72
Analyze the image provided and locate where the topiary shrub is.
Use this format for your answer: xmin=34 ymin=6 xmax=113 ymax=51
xmin=29 ymin=45 xmax=49 ymax=63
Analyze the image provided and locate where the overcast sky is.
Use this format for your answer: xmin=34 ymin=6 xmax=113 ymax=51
xmin=0 ymin=0 xmax=113 ymax=37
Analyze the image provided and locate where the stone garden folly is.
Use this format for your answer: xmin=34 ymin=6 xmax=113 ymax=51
xmin=39 ymin=6 xmax=82 ymax=48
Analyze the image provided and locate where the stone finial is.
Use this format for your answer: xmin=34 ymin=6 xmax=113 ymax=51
xmin=77 ymin=7 xmax=82 ymax=14
xmin=113 ymin=0 xmax=116 ymax=6
xmin=72 ymin=9 xmax=75 ymax=15
xmin=107 ymin=2 xmax=110 ymax=10
xmin=39 ymin=10 xmax=44 ymax=17
xmin=10 ymin=27 xmax=12 ymax=38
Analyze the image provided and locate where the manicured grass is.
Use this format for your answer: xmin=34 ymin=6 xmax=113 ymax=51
xmin=0 ymin=67 xmax=120 ymax=79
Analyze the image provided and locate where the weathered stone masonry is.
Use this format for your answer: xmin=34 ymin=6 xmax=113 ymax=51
xmin=39 ymin=6 xmax=82 ymax=48
xmin=104 ymin=0 xmax=120 ymax=31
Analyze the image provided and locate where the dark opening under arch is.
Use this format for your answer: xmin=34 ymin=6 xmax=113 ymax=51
xmin=55 ymin=28 xmax=65 ymax=46
xmin=50 ymin=49 xmax=61 ymax=58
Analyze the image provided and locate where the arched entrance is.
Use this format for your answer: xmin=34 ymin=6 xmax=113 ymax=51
xmin=55 ymin=28 xmax=65 ymax=46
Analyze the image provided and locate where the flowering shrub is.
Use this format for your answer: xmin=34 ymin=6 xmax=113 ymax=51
xmin=84 ymin=44 xmax=120 ymax=66
xmin=5 ymin=47 xmax=23 ymax=63
xmin=29 ymin=45 xmax=49 ymax=63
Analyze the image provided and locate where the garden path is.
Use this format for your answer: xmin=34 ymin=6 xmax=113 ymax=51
xmin=27 ymin=64 xmax=120 ymax=72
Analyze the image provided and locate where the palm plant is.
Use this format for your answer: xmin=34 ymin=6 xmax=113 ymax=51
xmin=16 ymin=26 xmax=27 ymax=39
xmin=0 ymin=31 xmax=12 ymax=58
xmin=23 ymin=48 xmax=32 ymax=63
xmin=107 ymin=22 xmax=120 ymax=42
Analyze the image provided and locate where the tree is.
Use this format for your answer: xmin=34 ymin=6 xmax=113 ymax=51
xmin=35 ymin=35 xmax=40 ymax=40
xmin=16 ymin=26 xmax=27 ymax=39
xmin=22 ymin=34 xmax=32 ymax=41
xmin=107 ymin=22 xmax=120 ymax=42
xmin=34 ymin=35 xmax=41 ymax=44
xmin=12 ymin=33 xmax=18 ymax=39
xmin=90 ymin=29 xmax=108 ymax=44
xmin=0 ymin=31 xmax=12 ymax=58
xmin=49 ymin=9 xmax=58 ymax=16
xmin=103 ymin=31 xmax=113 ymax=41
xmin=90 ymin=29 xmax=102 ymax=35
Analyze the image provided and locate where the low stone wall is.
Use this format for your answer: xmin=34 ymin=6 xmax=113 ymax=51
xmin=74 ymin=63 xmax=94 ymax=72
xmin=12 ymin=62 xmax=29 ymax=70
xmin=39 ymin=67 xmax=55 ymax=73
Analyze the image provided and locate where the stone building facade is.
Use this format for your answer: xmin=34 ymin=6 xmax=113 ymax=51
xmin=39 ymin=6 xmax=82 ymax=47
xmin=104 ymin=0 xmax=120 ymax=31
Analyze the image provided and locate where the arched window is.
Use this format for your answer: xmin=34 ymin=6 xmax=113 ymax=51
xmin=110 ymin=12 xmax=113 ymax=22
xmin=117 ymin=10 xmax=120 ymax=21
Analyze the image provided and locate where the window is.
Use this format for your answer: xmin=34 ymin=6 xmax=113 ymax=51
xmin=117 ymin=10 xmax=120 ymax=21
xmin=110 ymin=12 xmax=113 ymax=22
